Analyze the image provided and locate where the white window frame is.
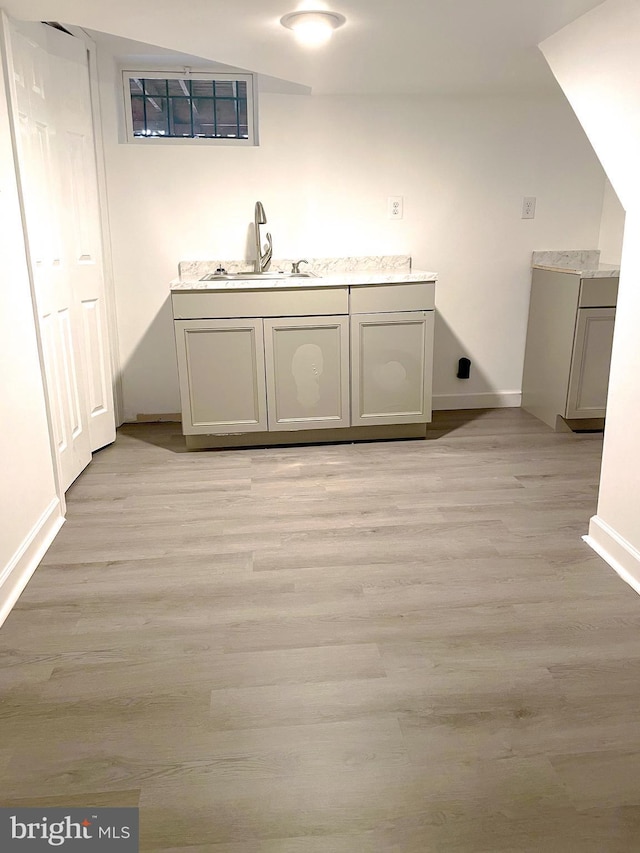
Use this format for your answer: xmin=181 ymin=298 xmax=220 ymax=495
xmin=121 ymin=69 xmax=258 ymax=146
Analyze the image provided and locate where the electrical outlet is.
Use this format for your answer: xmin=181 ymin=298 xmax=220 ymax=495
xmin=522 ymin=196 xmax=536 ymax=219
xmin=388 ymin=196 xmax=403 ymax=220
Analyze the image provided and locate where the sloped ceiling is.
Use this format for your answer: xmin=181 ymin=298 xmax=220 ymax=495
xmin=541 ymin=0 xmax=640 ymax=211
xmin=4 ymin=0 xmax=606 ymax=94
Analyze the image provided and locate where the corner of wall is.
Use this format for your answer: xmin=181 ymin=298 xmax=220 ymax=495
xmin=584 ymin=514 xmax=640 ymax=597
xmin=0 ymin=499 xmax=64 ymax=627
xmin=598 ymin=179 xmax=626 ymax=264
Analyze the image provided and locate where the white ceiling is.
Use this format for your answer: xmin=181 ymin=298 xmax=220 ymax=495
xmin=4 ymin=0 xmax=607 ymax=94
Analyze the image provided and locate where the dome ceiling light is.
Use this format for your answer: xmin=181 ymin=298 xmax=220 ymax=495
xmin=280 ymin=9 xmax=346 ymax=47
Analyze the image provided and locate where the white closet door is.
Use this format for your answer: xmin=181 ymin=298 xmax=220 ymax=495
xmin=49 ymin=26 xmax=115 ymax=452
xmin=5 ymin=19 xmax=115 ymax=490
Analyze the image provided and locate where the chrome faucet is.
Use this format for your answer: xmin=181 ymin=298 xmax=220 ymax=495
xmin=254 ymin=201 xmax=272 ymax=273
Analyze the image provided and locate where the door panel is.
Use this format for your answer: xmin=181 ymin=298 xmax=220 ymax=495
xmin=58 ymin=307 xmax=83 ymax=439
xmin=48 ymin=25 xmax=115 ymax=451
xmin=566 ymin=307 xmax=615 ymax=419
xmin=66 ymin=130 xmax=94 ymax=262
xmin=351 ymin=311 xmax=434 ymax=426
xmin=264 ymin=316 xmax=350 ymax=431
xmin=7 ymin=22 xmax=90 ymax=489
xmin=40 ymin=311 xmax=66 ymax=454
xmin=5 ymin=18 xmax=115 ymax=490
xmin=80 ymin=298 xmax=109 ymax=417
xmin=175 ymin=319 xmax=268 ymax=434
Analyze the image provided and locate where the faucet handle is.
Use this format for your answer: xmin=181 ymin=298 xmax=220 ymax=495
xmin=262 ymin=232 xmax=273 ymax=271
xmin=291 ymin=259 xmax=309 ymax=274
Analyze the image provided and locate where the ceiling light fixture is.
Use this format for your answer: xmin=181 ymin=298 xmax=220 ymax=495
xmin=280 ymin=9 xmax=346 ymax=47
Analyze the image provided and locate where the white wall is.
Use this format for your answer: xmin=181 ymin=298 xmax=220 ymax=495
xmin=541 ymin=0 xmax=640 ymax=588
xmin=598 ymin=178 xmax=626 ymax=263
xmin=96 ymin=48 xmax=608 ymax=419
xmin=0 ymin=43 xmax=63 ymax=624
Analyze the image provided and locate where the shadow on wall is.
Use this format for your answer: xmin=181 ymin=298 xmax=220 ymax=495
xmin=433 ymin=312 xmax=517 ymax=410
xmin=120 ymin=296 xmax=181 ymax=423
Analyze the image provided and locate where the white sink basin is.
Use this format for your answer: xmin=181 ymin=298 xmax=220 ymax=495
xmin=200 ymin=271 xmax=319 ymax=281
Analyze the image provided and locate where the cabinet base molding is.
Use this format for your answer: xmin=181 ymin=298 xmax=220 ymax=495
xmin=555 ymin=415 xmax=605 ymax=433
xmin=185 ymin=423 xmax=429 ymax=450
xmin=0 ymin=498 xmax=64 ymax=627
xmin=135 ymin=413 xmax=182 ymax=423
xmin=584 ymin=515 xmax=640 ymax=597
xmin=433 ymin=391 xmax=521 ymax=410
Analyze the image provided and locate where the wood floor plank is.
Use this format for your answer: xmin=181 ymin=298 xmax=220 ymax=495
xmin=0 ymin=790 xmax=141 ymax=809
xmin=4 ymin=717 xmax=409 ymax=800
xmin=1 ymin=409 xmax=638 ymax=850
xmin=136 ymin=756 xmax=570 ymax=848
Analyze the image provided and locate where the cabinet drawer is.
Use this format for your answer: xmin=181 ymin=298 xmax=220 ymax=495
xmin=579 ymin=277 xmax=618 ymax=308
xmin=172 ymin=287 xmax=348 ymax=319
xmin=350 ymin=282 xmax=435 ymax=313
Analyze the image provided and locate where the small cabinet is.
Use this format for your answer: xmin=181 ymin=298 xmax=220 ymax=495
xmin=264 ymin=315 xmax=350 ymax=431
xmin=174 ymin=318 xmax=267 ymax=433
xmin=351 ymin=311 xmax=434 ymax=426
xmin=521 ymin=269 xmax=618 ymax=429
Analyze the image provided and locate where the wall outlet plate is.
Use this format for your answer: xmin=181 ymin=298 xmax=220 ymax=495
xmin=388 ymin=196 xmax=403 ymax=219
xmin=522 ymin=196 xmax=536 ymax=219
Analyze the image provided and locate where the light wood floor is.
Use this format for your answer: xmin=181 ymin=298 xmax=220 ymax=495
xmin=2 ymin=409 xmax=640 ymax=852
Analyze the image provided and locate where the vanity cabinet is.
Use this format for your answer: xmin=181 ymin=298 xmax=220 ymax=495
xmin=171 ymin=279 xmax=435 ymax=448
xmin=351 ymin=311 xmax=434 ymax=426
xmin=521 ymin=269 xmax=618 ymax=430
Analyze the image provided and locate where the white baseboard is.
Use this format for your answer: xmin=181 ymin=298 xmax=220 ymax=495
xmin=134 ymin=413 xmax=181 ymax=423
xmin=583 ymin=515 xmax=640 ymax=597
xmin=0 ymin=498 xmax=64 ymax=627
xmin=432 ymin=391 xmax=522 ymax=411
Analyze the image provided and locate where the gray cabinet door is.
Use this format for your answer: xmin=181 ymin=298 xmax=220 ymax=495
xmin=566 ymin=307 xmax=616 ymax=419
xmin=263 ymin=316 xmax=350 ymax=431
xmin=174 ymin=319 xmax=267 ymax=434
xmin=351 ymin=311 xmax=434 ymax=426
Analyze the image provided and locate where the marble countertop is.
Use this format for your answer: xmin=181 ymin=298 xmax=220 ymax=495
xmin=531 ymin=263 xmax=620 ymax=278
xmin=531 ymin=249 xmax=620 ymax=278
xmin=170 ymin=269 xmax=437 ymax=292
xmin=171 ymin=256 xmax=437 ymax=292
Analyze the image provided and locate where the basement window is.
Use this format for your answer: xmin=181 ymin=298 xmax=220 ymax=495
xmin=122 ymin=71 xmax=258 ymax=145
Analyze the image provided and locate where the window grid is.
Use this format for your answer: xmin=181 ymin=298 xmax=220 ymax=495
xmin=129 ymin=77 xmax=249 ymax=140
